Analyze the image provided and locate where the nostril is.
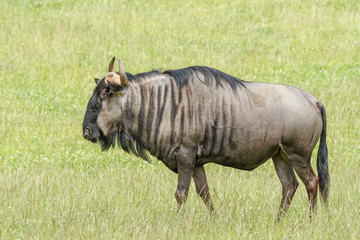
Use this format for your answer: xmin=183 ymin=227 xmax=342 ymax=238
xmin=83 ymin=127 xmax=90 ymax=139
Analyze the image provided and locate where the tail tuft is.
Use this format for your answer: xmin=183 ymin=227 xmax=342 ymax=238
xmin=317 ymin=105 xmax=330 ymax=204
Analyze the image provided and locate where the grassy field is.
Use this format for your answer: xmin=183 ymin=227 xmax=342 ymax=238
xmin=1 ymin=0 xmax=359 ymax=238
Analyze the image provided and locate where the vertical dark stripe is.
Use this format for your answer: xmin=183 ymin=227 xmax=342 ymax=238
xmin=186 ymin=86 xmax=192 ymax=122
xmin=138 ymin=86 xmax=145 ymax=141
xmin=210 ymin=116 xmax=218 ymax=155
xmin=203 ymin=123 xmax=210 ymax=141
xmin=219 ymin=132 xmax=225 ymax=155
xmin=146 ymin=86 xmax=155 ymax=147
xmin=170 ymin=80 xmax=178 ymax=146
xmin=153 ymin=84 xmax=167 ymax=152
xmin=222 ymin=102 xmax=227 ymax=126
xmin=228 ymin=127 xmax=234 ymax=145
xmin=219 ymin=99 xmax=227 ymax=153
xmin=180 ymin=106 xmax=185 ymax=137
xmin=197 ymin=102 xmax=202 ymax=127
xmin=203 ymin=124 xmax=211 ymax=156
xmin=229 ymin=102 xmax=234 ymax=144
xmin=178 ymin=85 xmax=183 ymax=104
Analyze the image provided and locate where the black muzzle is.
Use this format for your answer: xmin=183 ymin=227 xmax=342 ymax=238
xmin=83 ymin=123 xmax=100 ymax=143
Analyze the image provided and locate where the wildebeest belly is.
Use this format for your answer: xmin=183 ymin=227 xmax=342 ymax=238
xmin=196 ymin=138 xmax=280 ymax=170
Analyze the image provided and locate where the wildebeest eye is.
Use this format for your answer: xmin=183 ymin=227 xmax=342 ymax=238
xmin=103 ymin=87 xmax=110 ymax=94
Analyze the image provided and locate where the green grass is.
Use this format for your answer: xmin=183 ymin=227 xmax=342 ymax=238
xmin=1 ymin=0 xmax=359 ymax=238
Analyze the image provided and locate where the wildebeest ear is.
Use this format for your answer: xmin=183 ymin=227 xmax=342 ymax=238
xmin=108 ymin=56 xmax=115 ymax=72
xmin=118 ymin=59 xmax=129 ymax=87
xmin=94 ymin=78 xmax=101 ymax=85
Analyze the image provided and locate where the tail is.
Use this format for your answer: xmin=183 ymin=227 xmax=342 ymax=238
xmin=317 ymin=104 xmax=330 ymax=204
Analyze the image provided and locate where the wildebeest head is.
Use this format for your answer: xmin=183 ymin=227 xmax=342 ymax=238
xmin=82 ymin=57 xmax=129 ymax=149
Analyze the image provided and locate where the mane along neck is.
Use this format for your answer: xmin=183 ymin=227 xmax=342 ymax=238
xmin=119 ymin=75 xmax=172 ymax=161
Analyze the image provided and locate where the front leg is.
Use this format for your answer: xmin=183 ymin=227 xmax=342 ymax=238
xmin=193 ymin=165 xmax=214 ymax=211
xmin=174 ymin=151 xmax=195 ymax=208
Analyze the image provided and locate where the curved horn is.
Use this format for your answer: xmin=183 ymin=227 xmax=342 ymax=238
xmin=118 ymin=59 xmax=128 ymax=87
xmin=108 ymin=56 xmax=115 ymax=72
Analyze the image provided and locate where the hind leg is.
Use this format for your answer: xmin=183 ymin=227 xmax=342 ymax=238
xmin=272 ymin=153 xmax=299 ymax=219
xmin=291 ymin=156 xmax=319 ymax=211
xmin=282 ymin=150 xmax=319 ymax=212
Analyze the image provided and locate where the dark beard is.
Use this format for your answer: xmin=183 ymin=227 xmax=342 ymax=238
xmin=99 ymin=130 xmax=116 ymax=151
xmin=99 ymin=128 xmax=150 ymax=162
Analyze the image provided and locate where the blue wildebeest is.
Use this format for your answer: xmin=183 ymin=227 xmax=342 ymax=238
xmin=82 ymin=57 xmax=329 ymax=217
